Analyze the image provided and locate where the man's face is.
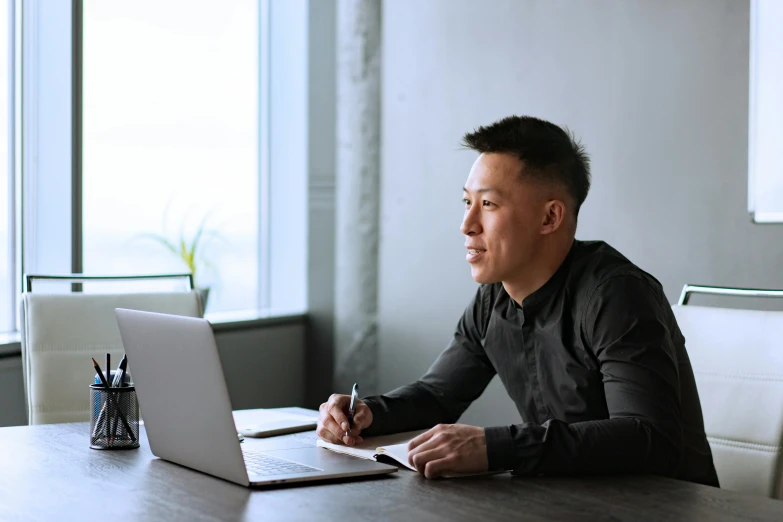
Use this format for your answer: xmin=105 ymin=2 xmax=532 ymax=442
xmin=461 ymin=153 xmax=548 ymax=284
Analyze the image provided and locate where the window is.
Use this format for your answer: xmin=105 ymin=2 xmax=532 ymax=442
xmin=2 ymin=0 xmax=306 ymax=335
xmin=82 ymin=0 xmax=260 ymax=313
xmin=748 ymin=0 xmax=783 ymax=223
xmin=0 ymin=0 xmax=11 ymax=333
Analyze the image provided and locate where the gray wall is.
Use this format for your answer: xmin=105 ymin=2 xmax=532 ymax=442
xmin=0 ymin=355 xmax=26 ymax=427
xmin=0 ymin=320 xmax=306 ymax=426
xmin=214 ymin=321 xmax=306 ymax=410
xmin=377 ymin=0 xmax=779 ymax=427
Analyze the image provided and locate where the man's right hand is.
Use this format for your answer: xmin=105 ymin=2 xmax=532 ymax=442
xmin=317 ymin=393 xmax=373 ymax=446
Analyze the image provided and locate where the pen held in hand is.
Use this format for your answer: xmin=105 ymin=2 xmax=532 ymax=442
xmin=346 ymin=383 xmax=358 ymax=438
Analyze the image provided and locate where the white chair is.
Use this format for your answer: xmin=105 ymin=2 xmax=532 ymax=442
xmin=19 ymin=274 xmax=204 ymax=425
xmin=672 ymin=284 xmax=783 ymax=499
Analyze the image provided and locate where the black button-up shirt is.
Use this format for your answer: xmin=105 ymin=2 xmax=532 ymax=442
xmin=362 ymin=239 xmax=719 ymax=486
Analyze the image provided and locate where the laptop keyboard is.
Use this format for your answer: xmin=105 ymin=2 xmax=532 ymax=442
xmin=242 ymin=449 xmax=321 ymax=477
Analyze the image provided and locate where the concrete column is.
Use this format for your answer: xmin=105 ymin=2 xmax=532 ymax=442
xmin=304 ymin=0 xmax=337 ymax=409
xmin=334 ymin=0 xmax=382 ymax=395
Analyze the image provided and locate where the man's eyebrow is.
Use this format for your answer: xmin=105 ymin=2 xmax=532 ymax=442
xmin=462 ymin=186 xmax=503 ymax=196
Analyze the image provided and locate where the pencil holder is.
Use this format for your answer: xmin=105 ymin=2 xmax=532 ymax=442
xmin=89 ymin=384 xmax=140 ymax=450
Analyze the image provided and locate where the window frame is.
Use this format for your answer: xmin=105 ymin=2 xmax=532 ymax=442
xmin=747 ymin=0 xmax=783 ymax=224
xmin=3 ymin=0 xmax=17 ymax=333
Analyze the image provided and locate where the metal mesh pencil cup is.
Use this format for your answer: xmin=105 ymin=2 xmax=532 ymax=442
xmin=89 ymin=384 xmax=140 ymax=450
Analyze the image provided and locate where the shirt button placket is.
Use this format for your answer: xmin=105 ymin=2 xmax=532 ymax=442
xmin=521 ymin=308 xmax=551 ymax=423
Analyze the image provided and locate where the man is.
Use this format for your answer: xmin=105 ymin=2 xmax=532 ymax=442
xmin=317 ymin=115 xmax=719 ymax=486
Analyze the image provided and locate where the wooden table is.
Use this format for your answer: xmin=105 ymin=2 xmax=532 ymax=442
xmin=1 ymin=420 xmax=783 ymax=521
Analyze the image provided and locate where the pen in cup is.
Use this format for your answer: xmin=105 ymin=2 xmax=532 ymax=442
xmin=91 ymin=357 xmax=136 ymax=442
xmin=105 ymin=353 xmax=111 ymax=438
xmin=111 ymin=355 xmax=127 ymax=388
xmin=110 ymin=356 xmax=129 ymax=439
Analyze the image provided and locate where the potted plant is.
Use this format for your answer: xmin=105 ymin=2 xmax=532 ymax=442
xmin=138 ymin=215 xmax=224 ymax=310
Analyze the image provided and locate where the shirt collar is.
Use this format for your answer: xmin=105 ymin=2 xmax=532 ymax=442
xmin=511 ymin=239 xmax=579 ymax=311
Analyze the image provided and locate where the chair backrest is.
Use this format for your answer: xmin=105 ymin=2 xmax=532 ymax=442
xmin=672 ymin=295 xmax=783 ymax=498
xmin=20 ymin=291 xmax=203 ymax=425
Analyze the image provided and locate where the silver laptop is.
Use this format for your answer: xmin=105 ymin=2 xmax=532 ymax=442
xmin=115 ymin=308 xmax=397 ymax=487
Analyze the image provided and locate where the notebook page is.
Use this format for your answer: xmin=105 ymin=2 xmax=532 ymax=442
xmin=316 ymin=430 xmax=427 ymax=465
xmin=315 ymin=439 xmax=378 ymax=461
xmin=375 ymin=442 xmax=416 ymax=471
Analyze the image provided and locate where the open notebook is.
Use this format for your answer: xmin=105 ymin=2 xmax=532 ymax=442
xmin=316 ymin=430 xmax=503 ymax=478
xmin=316 ymin=430 xmax=427 ymax=471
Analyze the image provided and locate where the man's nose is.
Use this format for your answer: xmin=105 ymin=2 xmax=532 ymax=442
xmin=460 ymin=207 xmax=481 ymax=236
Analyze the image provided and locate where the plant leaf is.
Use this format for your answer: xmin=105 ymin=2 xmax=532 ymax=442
xmin=136 ymin=233 xmax=179 ymax=256
xmin=177 ymin=235 xmax=193 ymax=273
xmin=189 ymin=212 xmax=219 ymax=267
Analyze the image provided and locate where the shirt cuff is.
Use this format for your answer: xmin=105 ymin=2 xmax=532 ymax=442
xmin=484 ymin=425 xmax=515 ymax=472
xmin=359 ymin=396 xmax=384 ymax=437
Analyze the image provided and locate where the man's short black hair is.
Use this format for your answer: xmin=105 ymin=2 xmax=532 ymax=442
xmin=461 ymin=115 xmax=591 ymax=219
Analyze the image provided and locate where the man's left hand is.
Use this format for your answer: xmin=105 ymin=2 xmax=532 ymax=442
xmin=407 ymin=424 xmax=488 ymax=478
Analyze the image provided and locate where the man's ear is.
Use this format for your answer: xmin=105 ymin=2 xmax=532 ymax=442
xmin=541 ymin=199 xmax=566 ymax=234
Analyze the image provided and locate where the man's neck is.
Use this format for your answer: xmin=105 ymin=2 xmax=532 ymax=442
xmin=503 ymin=237 xmax=574 ymax=306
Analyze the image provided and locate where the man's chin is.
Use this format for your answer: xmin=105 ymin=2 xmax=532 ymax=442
xmin=470 ymin=268 xmax=499 ymax=285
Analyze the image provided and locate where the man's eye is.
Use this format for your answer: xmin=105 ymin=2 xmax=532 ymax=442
xmin=482 ymin=200 xmax=493 ymax=207
xmin=462 ymin=198 xmax=470 ymax=206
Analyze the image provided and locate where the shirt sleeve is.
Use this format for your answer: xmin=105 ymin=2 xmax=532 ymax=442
xmin=361 ymin=286 xmax=497 ymax=437
xmin=484 ymin=274 xmax=683 ymax=475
